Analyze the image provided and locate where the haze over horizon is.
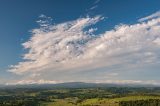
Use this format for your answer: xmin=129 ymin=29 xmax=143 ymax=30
xmin=0 ymin=0 xmax=160 ymax=85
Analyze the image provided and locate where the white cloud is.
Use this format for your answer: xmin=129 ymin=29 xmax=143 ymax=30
xmin=89 ymin=5 xmax=98 ymax=10
xmin=8 ymin=11 xmax=160 ymax=84
xmin=6 ymin=79 xmax=60 ymax=85
xmin=153 ymin=38 xmax=160 ymax=45
xmin=94 ymin=0 xmax=101 ymax=4
xmin=107 ymin=73 xmax=118 ymax=76
xmin=9 ymin=16 xmax=105 ymax=74
xmin=138 ymin=11 xmax=160 ymax=22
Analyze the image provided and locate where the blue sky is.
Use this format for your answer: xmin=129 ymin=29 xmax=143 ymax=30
xmin=0 ymin=0 xmax=160 ymax=85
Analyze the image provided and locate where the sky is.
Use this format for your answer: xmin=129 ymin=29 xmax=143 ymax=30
xmin=0 ymin=0 xmax=160 ymax=85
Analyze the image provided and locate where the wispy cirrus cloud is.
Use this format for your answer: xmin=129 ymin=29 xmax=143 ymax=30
xmin=94 ymin=0 xmax=101 ymax=4
xmin=138 ymin=11 xmax=160 ymax=22
xmin=8 ymin=11 xmax=160 ymax=85
xmin=89 ymin=5 xmax=98 ymax=10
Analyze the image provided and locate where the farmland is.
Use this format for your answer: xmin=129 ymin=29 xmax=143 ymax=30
xmin=0 ymin=83 xmax=160 ymax=106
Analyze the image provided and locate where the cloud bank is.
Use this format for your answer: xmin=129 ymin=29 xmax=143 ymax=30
xmin=8 ymin=11 xmax=160 ymax=85
xmin=6 ymin=79 xmax=160 ymax=86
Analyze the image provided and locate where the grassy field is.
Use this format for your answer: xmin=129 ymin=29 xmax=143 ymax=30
xmin=0 ymin=86 xmax=160 ymax=106
xmin=41 ymin=96 xmax=160 ymax=106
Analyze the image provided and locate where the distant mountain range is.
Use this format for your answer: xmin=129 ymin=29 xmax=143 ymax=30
xmin=1 ymin=82 xmax=159 ymax=89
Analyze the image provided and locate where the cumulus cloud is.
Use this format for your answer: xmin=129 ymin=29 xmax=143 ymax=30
xmin=8 ymin=11 xmax=160 ymax=85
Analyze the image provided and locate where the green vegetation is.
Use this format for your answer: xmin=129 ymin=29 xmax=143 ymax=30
xmin=0 ymin=86 xmax=160 ymax=106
